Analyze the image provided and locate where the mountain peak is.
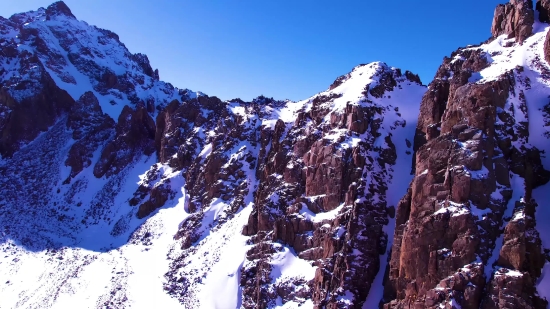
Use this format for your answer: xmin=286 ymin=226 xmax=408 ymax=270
xmin=45 ymin=1 xmax=75 ymax=20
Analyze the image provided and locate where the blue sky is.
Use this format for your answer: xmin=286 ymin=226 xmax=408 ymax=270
xmin=2 ymin=0 xmax=508 ymax=101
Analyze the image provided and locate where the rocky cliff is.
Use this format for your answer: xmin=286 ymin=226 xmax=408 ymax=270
xmin=0 ymin=1 xmax=550 ymax=309
xmin=385 ymin=1 xmax=550 ymax=308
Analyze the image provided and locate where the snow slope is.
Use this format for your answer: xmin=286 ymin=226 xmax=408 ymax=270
xmin=0 ymin=118 xmax=183 ymax=308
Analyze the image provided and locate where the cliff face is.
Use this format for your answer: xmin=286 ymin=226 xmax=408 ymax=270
xmin=160 ymin=63 xmax=425 ymax=308
xmin=384 ymin=1 xmax=550 ymax=308
xmin=1 ymin=1 xmax=550 ymax=309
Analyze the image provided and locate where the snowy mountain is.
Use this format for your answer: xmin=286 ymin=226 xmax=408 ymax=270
xmin=0 ymin=1 xmax=549 ymax=308
xmin=385 ymin=1 xmax=550 ymax=307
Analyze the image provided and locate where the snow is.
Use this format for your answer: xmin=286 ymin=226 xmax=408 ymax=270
xmin=537 ymin=263 xmax=550 ymax=303
xmin=194 ymin=204 xmax=253 ymax=309
xmin=362 ymin=65 xmax=425 ymax=307
xmin=480 ymin=22 xmax=550 ymax=301
xmin=0 ymin=11 xmax=215 ymax=304
xmin=270 ymin=246 xmax=316 ymax=284
xmin=511 ymin=210 xmax=526 ymax=222
xmin=0 ymin=150 xmax=185 ymax=309
xmin=468 ymin=22 xmax=548 ymax=84
xmin=0 ymin=6 xmax=426 ymax=309
xmin=336 ymin=290 xmax=356 ymax=306
xmin=485 ymin=174 xmax=524 ymax=281
xmin=3 ymin=9 xmax=188 ymax=122
xmin=449 ymin=298 xmax=463 ymax=309
xmin=434 ymin=201 xmax=471 ymax=217
xmin=198 ymin=143 xmax=213 ymax=160
xmin=469 ymin=202 xmax=494 ymax=220
xmin=298 ymin=202 xmax=344 ymax=223
xmin=450 ymin=21 xmax=550 ymax=300
xmin=322 ymin=62 xmax=388 ymax=114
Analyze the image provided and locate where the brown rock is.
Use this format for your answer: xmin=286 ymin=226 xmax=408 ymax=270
xmin=381 ymin=42 xmax=550 ymax=308
xmin=440 ymin=79 xmax=510 ymax=136
xmin=65 ymin=92 xmax=115 ymax=179
xmin=450 ymin=167 xmax=471 ymax=203
xmin=491 ymin=0 xmax=534 ymax=44
xmin=0 ymin=61 xmax=74 ymax=157
xmin=93 ymin=105 xmax=156 ymax=178
xmin=303 ymin=141 xmax=346 ymax=211
xmin=537 ymin=0 xmax=550 ymax=23
xmin=137 ymin=180 xmax=175 ymax=219
xmin=545 ymin=26 xmax=550 ymax=65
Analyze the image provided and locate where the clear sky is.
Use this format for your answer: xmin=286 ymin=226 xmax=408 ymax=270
xmin=1 ymin=0 xmax=510 ymax=101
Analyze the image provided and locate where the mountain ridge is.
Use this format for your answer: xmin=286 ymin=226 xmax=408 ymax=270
xmin=1 ymin=1 xmax=550 ymax=308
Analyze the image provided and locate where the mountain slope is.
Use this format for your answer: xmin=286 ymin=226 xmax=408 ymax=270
xmin=0 ymin=2 xmax=425 ymax=309
xmin=1 ymin=1 xmax=550 ymax=309
xmin=162 ymin=62 xmax=425 ymax=308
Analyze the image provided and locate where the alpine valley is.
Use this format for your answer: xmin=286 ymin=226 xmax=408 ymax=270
xmin=1 ymin=1 xmax=550 ymax=308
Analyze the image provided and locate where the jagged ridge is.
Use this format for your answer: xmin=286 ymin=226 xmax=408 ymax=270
xmin=1 ymin=1 xmax=550 ymax=309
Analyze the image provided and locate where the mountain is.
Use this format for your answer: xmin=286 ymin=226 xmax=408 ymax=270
xmin=0 ymin=1 xmax=549 ymax=308
xmin=384 ymin=1 xmax=550 ymax=307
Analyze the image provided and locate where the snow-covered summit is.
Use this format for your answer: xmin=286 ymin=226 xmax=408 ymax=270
xmin=0 ymin=1 xmax=197 ymax=121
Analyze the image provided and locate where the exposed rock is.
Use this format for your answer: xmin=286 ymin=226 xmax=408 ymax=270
xmin=537 ymin=0 xmax=550 ymax=23
xmin=329 ymin=73 xmax=350 ymax=90
xmin=45 ymin=1 xmax=75 ymax=20
xmin=415 ymin=48 xmax=490 ymax=152
xmin=491 ymin=0 xmax=534 ymax=44
xmin=545 ymin=25 xmax=550 ymax=65
xmin=383 ymin=9 xmax=550 ymax=307
xmin=303 ymin=141 xmax=347 ymax=211
xmin=482 ymin=200 xmax=548 ymax=308
xmin=241 ymin=244 xmax=277 ymax=309
xmin=136 ymin=178 xmax=176 ymax=219
xmin=405 ymin=70 xmax=422 ymax=85
xmin=131 ymin=53 xmax=156 ymax=78
xmin=65 ymin=92 xmax=115 ymax=180
xmin=154 ymin=97 xmax=212 ymax=169
xmin=93 ymin=105 xmax=156 ymax=178
xmin=388 ymin=264 xmax=487 ymax=309
xmin=237 ymin=63 xmax=422 ymax=308
xmin=0 ymin=58 xmax=73 ymax=157
xmin=3 ymin=2 xmax=550 ymax=309
xmin=482 ymin=269 xmax=544 ymax=309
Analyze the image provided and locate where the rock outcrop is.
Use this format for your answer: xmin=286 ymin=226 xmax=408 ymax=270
xmin=537 ymin=0 xmax=550 ymax=23
xmin=237 ymin=65 xmax=422 ymax=309
xmin=384 ymin=1 xmax=550 ymax=307
xmin=545 ymin=22 xmax=550 ymax=64
xmin=93 ymin=105 xmax=156 ymax=178
xmin=65 ymin=91 xmax=115 ymax=180
xmin=0 ymin=51 xmax=74 ymax=157
xmin=492 ymin=0 xmax=534 ymax=44
xmin=161 ymin=63 xmax=426 ymax=308
xmin=482 ymin=200 xmax=547 ymax=309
